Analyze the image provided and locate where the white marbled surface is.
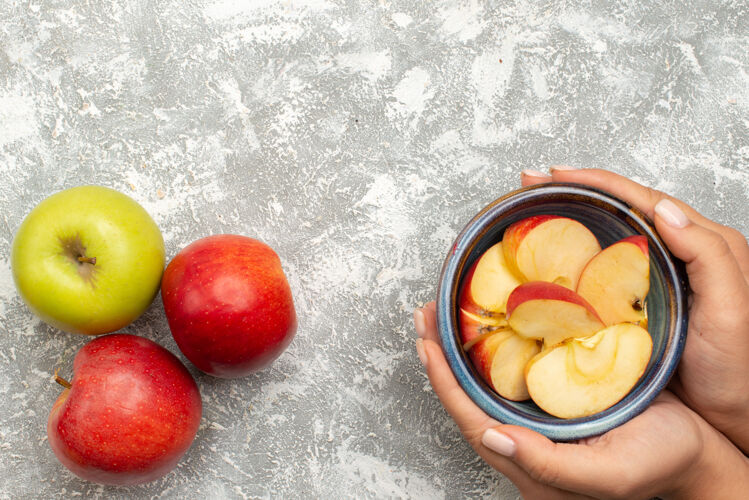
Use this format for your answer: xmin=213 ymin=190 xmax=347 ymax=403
xmin=0 ymin=0 xmax=747 ymax=498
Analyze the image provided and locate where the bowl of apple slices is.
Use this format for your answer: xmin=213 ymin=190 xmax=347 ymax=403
xmin=437 ymin=182 xmax=689 ymax=441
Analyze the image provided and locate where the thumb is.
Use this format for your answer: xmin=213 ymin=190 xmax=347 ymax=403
xmin=481 ymin=425 xmax=616 ymax=498
xmin=653 ymin=199 xmax=749 ymax=311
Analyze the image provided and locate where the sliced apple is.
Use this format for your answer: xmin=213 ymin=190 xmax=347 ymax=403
xmin=502 ymin=215 xmax=601 ymax=289
xmin=524 ymin=323 xmax=652 ymax=419
xmin=460 ymin=308 xmax=540 ymax=400
xmin=459 ymin=308 xmax=508 ymax=348
xmin=466 ymin=329 xmax=515 ymax=379
xmin=506 ymin=282 xmax=605 ymax=347
xmin=569 ymin=329 xmax=618 ymax=379
xmin=488 ymin=334 xmax=541 ymax=400
xmin=459 ymin=242 xmax=522 ymax=316
xmin=576 ymin=235 xmax=650 ymax=326
xmin=465 ymin=328 xmax=540 ymax=401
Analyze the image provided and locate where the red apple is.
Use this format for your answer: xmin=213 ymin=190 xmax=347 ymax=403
xmin=47 ymin=334 xmax=202 ymax=485
xmin=161 ymin=234 xmax=297 ymax=378
xmin=502 ymin=215 xmax=601 ymax=289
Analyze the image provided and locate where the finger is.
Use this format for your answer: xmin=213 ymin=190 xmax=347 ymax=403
xmin=521 ymin=169 xmax=552 ymax=187
xmin=420 ymin=339 xmax=499 ymax=434
xmin=418 ymin=338 xmax=559 ymax=495
xmin=668 ymin=372 xmax=690 ymax=407
xmin=549 ymin=167 xmax=700 ymax=221
xmin=413 ymin=303 xmax=439 ymax=343
xmin=422 ymin=302 xmax=438 ymax=337
xmin=653 ymin=199 xmax=749 ymax=313
xmin=483 ymin=424 xmax=618 ymax=496
xmin=549 ymin=168 xmax=749 ymax=279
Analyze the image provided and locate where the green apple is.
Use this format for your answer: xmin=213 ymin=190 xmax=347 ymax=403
xmin=11 ymin=185 xmax=165 ymax=335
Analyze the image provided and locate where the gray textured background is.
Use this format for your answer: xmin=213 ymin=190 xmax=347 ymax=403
xmin=0 ymin=0 xmax=747 ymax=498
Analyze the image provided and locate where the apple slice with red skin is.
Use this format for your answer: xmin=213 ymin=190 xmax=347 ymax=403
xmin=459 ymin=309 xmax=512 ymax=393
xmin=464 ymin=328 xmax=539 ymax=401
xmin=459 ymin=242 xmax=521 ymax=317
xmin=524 ymin=323 xmax=652 ymax=419
xmin=506 ymin=282 xmax=605 ymax=347
xmin=466 ymin=329 xmax=515 ymax=382
xmin=459 ymin=309 xmax=508 ymax=351
xmin=457 ymin=241 xmax=534 ymax=400
xmin=502 ymin=215 xmax=601 ymax=289
xmin=460 ymin=309 xmax=540 ymax=401
xmin=576 ymin=235 xmax=650 ymax=326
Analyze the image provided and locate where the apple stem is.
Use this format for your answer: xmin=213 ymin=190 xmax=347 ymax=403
xmin=77 ymin=256 xmax=96 ymax=265
xmin=53 ymin=368 xmax=72 ymax=389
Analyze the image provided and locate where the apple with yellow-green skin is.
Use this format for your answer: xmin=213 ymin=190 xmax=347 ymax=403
xmin=11 ymin=185 xmax=165 ymax=335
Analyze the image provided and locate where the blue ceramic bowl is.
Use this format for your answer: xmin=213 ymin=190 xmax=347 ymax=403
xmin=437 ymin=182 xmax=689 ymax=441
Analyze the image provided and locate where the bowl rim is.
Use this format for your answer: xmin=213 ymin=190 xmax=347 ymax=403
xmin=436 ymin=182 xmax=689 ymax=441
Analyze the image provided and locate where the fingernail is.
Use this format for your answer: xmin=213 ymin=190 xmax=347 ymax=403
xmin=549 ymin=165 xmax=576 ymax=171
xmin=655 ymin=199 xmax=689 ymax=228
xmin=414 ymin=309 xmax=427 ymax=339
xmin=482 ymin=429 xmax=516 ymax=457
xmin=521 ymin=169 xmax=550 ymax=178
xmin=415 ymin=338 xmax=428 ymax=366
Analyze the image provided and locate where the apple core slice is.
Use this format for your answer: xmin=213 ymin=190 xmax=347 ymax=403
xmin=506 ymin=282 xmax=605 ymax=347
xmin=525 ymin=324 xmax=652 ymax=419
xmin=569 ymin=329 xmax=618 ymax=379
xmin=459 ymin=309 xmax=509 ymax=349
xmin=576 ymin=235 xmax=650 ymax=326
xmin=502 ymin=216 xmax=601 ymax=289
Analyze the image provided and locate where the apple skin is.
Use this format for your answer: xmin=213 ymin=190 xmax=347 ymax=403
xmin=47 ymin=334 xmax=202 ymax=485
xmin=161 ymin=235 xmax=297 ymax=378
xmin=506 ymin=281 xmax=602 ymax=321
xmin=11 ymin=185 xmax=165 ymax=335
xmin=466 ymin=329 xmax=514 ymax=378
xmin=459 ymin=309 xmax=538 ymax=401
xmin=458 ymin=262 xmax=490 ymax=317
xmin=620 ymin=235 xmax=649 ymax=257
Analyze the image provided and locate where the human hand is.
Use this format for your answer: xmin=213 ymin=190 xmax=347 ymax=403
xmin=521 ymin=167 xmax=749 ymax=453
xmin=414 ymin=302 xmax=749 ymax=499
